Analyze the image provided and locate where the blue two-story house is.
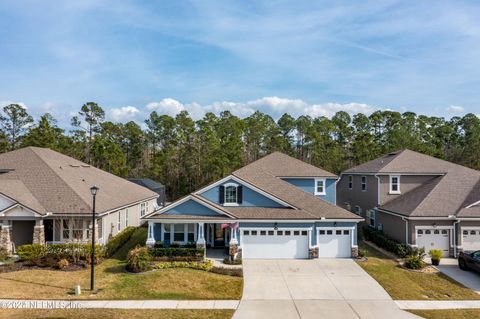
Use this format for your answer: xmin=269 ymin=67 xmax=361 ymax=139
xmin=143 ymin=152 xmax=363 ymax=259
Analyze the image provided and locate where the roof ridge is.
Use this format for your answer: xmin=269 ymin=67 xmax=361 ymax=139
xmin=28 ymin=147 xmax=92 ymax=210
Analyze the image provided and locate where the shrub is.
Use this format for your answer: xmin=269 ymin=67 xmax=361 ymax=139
xmin=185 ymin=241 xmax=196 ymax=248
xmin=429 ymin=249 xmax=443 ymax=260
xmin=169 ymin=242 xmax=180 ymax=248
xmin=0 ymin=247 xmax=9 ymax=261
xmin=57 ymin=258 xmax=69 ymax=270
xmin=362 ymin=226 xmax=410 ymax=257
xmin=223 ymin=257 xmax=242 ymax=265
xmin=210 ymin=266 xmax=243 ymax=277
xmin=150 ymin=247 xmax=204 ymax=259
xmin=105 ymin=226 xmax=137 ymax=257
xmin=404 ymin=247 xmax=426 ymax=270
xmin=127 ymin=246 xmax=152 ymax=273
xmin=154 ymin=241 xmax=164 ymax=248
xmin=17 ymin=244 xmax=45 ymax=261
xmin=358 ymin=249 xmax=368 ymax=258
xmin=155 ymin=260 xmax=213 ymax=271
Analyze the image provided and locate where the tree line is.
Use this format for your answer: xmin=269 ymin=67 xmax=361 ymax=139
xmin=1 ymin=102 xmax=479 ymax=201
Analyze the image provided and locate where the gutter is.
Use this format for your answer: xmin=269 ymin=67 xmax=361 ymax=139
xmin=402 ymin=217 xmax=409 ymax=245
xmin=453 ymin=219 xmax=460 ymax=257
xmin=374 ymin=174 xmax=381 ymax=206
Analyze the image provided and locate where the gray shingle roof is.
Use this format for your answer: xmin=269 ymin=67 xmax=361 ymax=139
xmin=0 ymin=147 xmax=158 ymax=215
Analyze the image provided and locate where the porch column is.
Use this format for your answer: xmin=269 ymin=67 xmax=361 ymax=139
xmin=0 ymin=224 xmax=12 ymax=255
xmin=33 ymin=219 xmax=45 ymax=246
xmin=228 ymin=227 xmax=239 ymax=260
xmin=146 ymin=221 xmax=156 ymax=247
xmin=197 ymin=222 xmax=206 ymax=245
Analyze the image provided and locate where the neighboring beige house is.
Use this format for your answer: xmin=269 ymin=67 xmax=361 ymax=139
xmin=337 ymin=149 xmax=480 ymax=257
xmin=0 ymin=147 xmax=159 ymax=254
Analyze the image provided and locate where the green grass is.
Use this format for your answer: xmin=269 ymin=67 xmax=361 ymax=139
xmin=0 ymin=227 xmax=243 ymax=300
xmin=0 ymin=309 xmax=234 ymax=319
xmin=408 ymin=309 xmax=480 ymax=319
xmin=357 ymin=241 xmax=480 ymax=300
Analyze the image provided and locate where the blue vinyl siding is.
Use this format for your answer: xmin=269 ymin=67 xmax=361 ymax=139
xmin=163 ymin=199 xmax=223 ymax=216
xmin=154 ymin=223 xmax=162 ymax=242
xmin=199 ymin=178 xmax=284 ymax=207
xmin=282 ymin=178 xmax=337 ymax=205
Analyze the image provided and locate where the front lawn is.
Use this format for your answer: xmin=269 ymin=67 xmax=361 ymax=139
xmin=357 ymin=241 xmax=480 ymax=300
xmin=0 ymin=309 xmax=234 ymax=319
xmin=408 ymin=309 xmax=480 ymax=319
xmin=0 ymin=228 xmax=242 ymax=300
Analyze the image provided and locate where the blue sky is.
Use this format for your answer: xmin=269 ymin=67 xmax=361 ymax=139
xmin=0 ymin=0 xmax=479 ymax=126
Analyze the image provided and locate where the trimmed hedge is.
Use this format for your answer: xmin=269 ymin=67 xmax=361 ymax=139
xmin=150 ymin=248 xmax=204 ymax=258
xmin=105 ymin=226 xmax=137 ymax=257
xmin=155 ymin=260 xmax=213 ymax=271
xmin=17 ymin=243 xmax=104 ymax=264
xmin=362 ymin=226 xmax=409 ymax=258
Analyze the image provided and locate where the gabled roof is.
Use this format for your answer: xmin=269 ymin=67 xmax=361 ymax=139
xmin=356 ymin=149 xmax=480 ymax=218
xmin=343 ymin=149 xmax=466 ymax=174
xmin=0 ymin=147 xmax=158 ymax=215
xmin=248 ymin=152 xmax=337 ymax=178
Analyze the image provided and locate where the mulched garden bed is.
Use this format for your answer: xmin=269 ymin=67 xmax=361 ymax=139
xmin=0 ymin=259 xmax=101 ymax=273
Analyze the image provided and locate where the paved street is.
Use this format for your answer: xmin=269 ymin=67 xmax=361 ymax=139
xmin=233 ymin=259 xmax=421 ymax=319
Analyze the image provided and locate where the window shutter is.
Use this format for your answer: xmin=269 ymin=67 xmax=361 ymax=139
xmin=219 ymin=186 xmax=225 ymax=204
xmin=237 ymin=186 xmax=243 ymax=204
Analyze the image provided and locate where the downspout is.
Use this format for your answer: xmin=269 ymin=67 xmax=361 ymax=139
xmin=334 ymin=176 xmax=341 ymax=206
xmin=453 ymin=219 xmax=460 ymax=258
xmin=402 ymin=217 xmax=409 ymax=245
xmin=374 ymin=174 xmax=381 ymax=206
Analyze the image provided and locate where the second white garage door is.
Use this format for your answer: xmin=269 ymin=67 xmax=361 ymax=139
xmin=318 ymin=229 xmax=352 ymax=258
xmin=416 ymin=228 xmax=449 ymax=255
xmin=241 ymin=229 xmax=309 ymax=259
xmin=462 ymin=229 xmax=480 ymax=251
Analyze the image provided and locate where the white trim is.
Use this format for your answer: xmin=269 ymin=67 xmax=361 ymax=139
xmin=375 ymin=208 xmax=458 ymax=221
xmin=340 ymin=172 xmax=446 ymax=176
xmin=194 ymin=175 xmax=296 ymax=209
xmin=389 ymin=175 xmax=401 ymax=194
xmin=374 ymin=174 xmax=381 ymax=205
xmin=241 ymin=227 xmax=312 ymax=230
xmin=99 ymin=195 xmax=158 ymax=216
xmin=314 ymin=178 xmax=326 ymax=196
xmin=466 ymin=200 xmax=480 ymax=209
xmin=316 ymin=226 xmax=356 ymax=248
xmin=348 ymin=175 xmax=353 ymax=190
xmin=144 ymin=218 xmax=363 ymax=223
xmin=277 ymin=176 xmax=337 ymax=179
xmin=224 ymin=183 xmax=239 ymax=205
xmin=0 ymin=204 xmax=43 ymax=217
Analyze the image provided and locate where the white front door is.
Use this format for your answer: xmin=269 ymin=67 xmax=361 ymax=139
xmin=318 ymin=229 xmax=352 ymax=258
xmin=241 ymin=229 xmax=309 ymax=259
xmin=462 ymin=229 xmax=480 ymax=251
xmin=416 ymin=228 xmax=449 ymax=255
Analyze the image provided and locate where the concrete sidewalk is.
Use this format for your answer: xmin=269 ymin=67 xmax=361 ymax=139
xmin=396 ymin=300 xmax=480 ymax=310
xmin=0 ymin=299 xmax=239 ymax=309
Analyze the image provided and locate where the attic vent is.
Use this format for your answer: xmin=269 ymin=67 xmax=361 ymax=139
xmin=81 ymin=165 xmax=90 ymax=168
xmin=69 ymin=165 xmax=80 ymax=168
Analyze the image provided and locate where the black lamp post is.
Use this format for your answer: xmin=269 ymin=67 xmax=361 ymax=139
xmin=90 ymin=185 xmax=99 ymax=291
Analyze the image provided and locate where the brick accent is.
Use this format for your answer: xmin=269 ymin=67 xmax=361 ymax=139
xmin=351 ymin=246 xmax=359 ymax=258
xmin=33 ymin=225 xmax=45 ymax=245
xmin=309 ymin=247 xmax=319 ymax=259
xmin=0 ymin=225 xmax=12 ymax=255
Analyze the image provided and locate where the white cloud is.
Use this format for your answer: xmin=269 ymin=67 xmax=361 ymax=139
xmin=142 ymin=97 xmax=381 ymax=120
xmin=446 ymin=105 xmax=465 ymax=113
xmin=0 ymin=101 xmax=28 ymax=109
xmin=109 ymin=106 xmax=140 ymax=122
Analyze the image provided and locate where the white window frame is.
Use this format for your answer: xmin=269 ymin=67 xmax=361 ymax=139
xmin=355 ymin=205 xmax=362 ymax=215
xmin=361 ymin=176 xmax=367 ymax=191
xmin=161 ymin=223 xmax=198 ymax=244
xmin=314 ymin=178 xmax=326 ymax=196
xmin=224 ymin=182 xmax=239 ymax=206
xmin=140 ymin=203 xmax=146 ymax=216
xmin=389 ymin=175 xmax=401 ymax=194
xmin=348 ymin=175 xmax=353 ymax=190
xmin=117 ymin=211 xmax=121 ymax=231
xmin=367 ymin=209 xmax=376 ymax=228
xmin=50 ymin=218 xmax=89 ymax=243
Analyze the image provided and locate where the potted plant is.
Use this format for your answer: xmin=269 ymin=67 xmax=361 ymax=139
xmin=429 ymin=249 xmax=443 ymax=266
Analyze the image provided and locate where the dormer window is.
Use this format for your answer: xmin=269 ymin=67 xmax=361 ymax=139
xmin=389 ymin=175 xmax=401 ymax=194
xmin=219 ymin=183 xmax=243 ymax=206
xmin=314 ymin=178 xmax=326 ymax=195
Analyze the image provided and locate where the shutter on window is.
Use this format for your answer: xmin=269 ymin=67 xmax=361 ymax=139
xmin=237 ymin=186 xmax=243 ymax=204
xmin=219 ymin=186 xmax=225 ymax=204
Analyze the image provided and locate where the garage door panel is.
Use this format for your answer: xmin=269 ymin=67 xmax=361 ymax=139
xmin=462 ymin=229 xmax=480 ymax=251
xmin=242 ymin=229 xmax=309 ymax=259
xmin=416 ymin=228 xmax=449 ymax=255
xmin=318 ymin=229 xmax=351 ymax=258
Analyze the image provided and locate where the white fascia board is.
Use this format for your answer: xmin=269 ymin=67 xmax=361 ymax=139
xmin=195 ymin=174 xmax=297 ymax=209
xmin=143 ymin=218 xmax=363 ymax=223
xmin=1 ymin=204 xmax=43 ymax=217
xmin=465 ymin=200 xmax=480 ymax=209
xmin=340 ymin=172 xmax=445 ymax=176
xmin=376 ymin=207 xmax=457 ymax=220
xmin=277 ymin=176 xmax=337 ymax=179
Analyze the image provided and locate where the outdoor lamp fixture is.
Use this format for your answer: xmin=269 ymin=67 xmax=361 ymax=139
xmin=90 ymin=185 xmax=99 ymax=291
xmin=432 ymin=222 xmax=437 ymax=228
xmin=274 ymin=222 xmax=278 ymax=230
xmin=333 ymin=222 xmax=337 ymax=227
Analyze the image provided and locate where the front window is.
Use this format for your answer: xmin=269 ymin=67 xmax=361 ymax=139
xmin=348 ymin=175 xmax=353 ymax=190
xmin=62 ymin=220 xmax=70 ymax=240
xmin=367 ymin=210 xmax=376 ymax=227
xmin=315 ymin=178 xmax=326 ymax=195
xmin=72 ymin=220 xmax=84 ymax=240
xmin=355 ymin=206 xmax=362 ymax=215
xmin=390 ymin=175 xmax=401 ymax=194
xmin=164 ymin=224 xmax=171 ymax=241
xmin=187 ymin=224 xmax=195 ymax=242
xmin=225 ymin=185 xmax=237 ymax=203
xmin=174 ymin=224 xmax=184 ymax=242
xmin=117 ymin=211 xmax=121 ymax=231
xmin=125 ymin=209 xmax=129 ymax=227
xmin=361 ymin=176 xmax=367 ymax=191
xmin=140 ymin=203 xmax=146 ymax=216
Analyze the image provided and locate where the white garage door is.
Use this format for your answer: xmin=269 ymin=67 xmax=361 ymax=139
xmin=318 ymin=229 xmax=352 ymax=258
xmin=462 ymin=229 xmax=480 ymax=251
xmin=416 ymin=228 xmax=449 ymax=255
xmin=241 ymin=229 xmax=309 ymax=259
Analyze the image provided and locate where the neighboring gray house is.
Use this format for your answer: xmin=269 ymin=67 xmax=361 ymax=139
xmin=0 ymin=147 xmax=159 ymax=254
xmin=143 ymin=152 xmax=363 ymax=259
xmin=337 ymin=149 xmax=480 ymax=257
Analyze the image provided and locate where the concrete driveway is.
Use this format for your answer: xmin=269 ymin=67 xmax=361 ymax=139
xmin=437 ymin=258 xmax=480 ymax=294
xmin=233 ymin=259 xmax=421 ymax=319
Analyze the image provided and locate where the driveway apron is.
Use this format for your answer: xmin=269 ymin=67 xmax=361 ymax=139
xmin=233 ymin=259 xmax=422 ymax=319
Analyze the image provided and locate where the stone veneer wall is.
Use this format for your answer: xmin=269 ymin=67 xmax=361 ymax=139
xmin=32 ymin=225 xmax=45 ymax=245
xmin=351 ymin=246 xmax=359 ymax=258
xmin=0 ymin=225 xmax=12 ymax=255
